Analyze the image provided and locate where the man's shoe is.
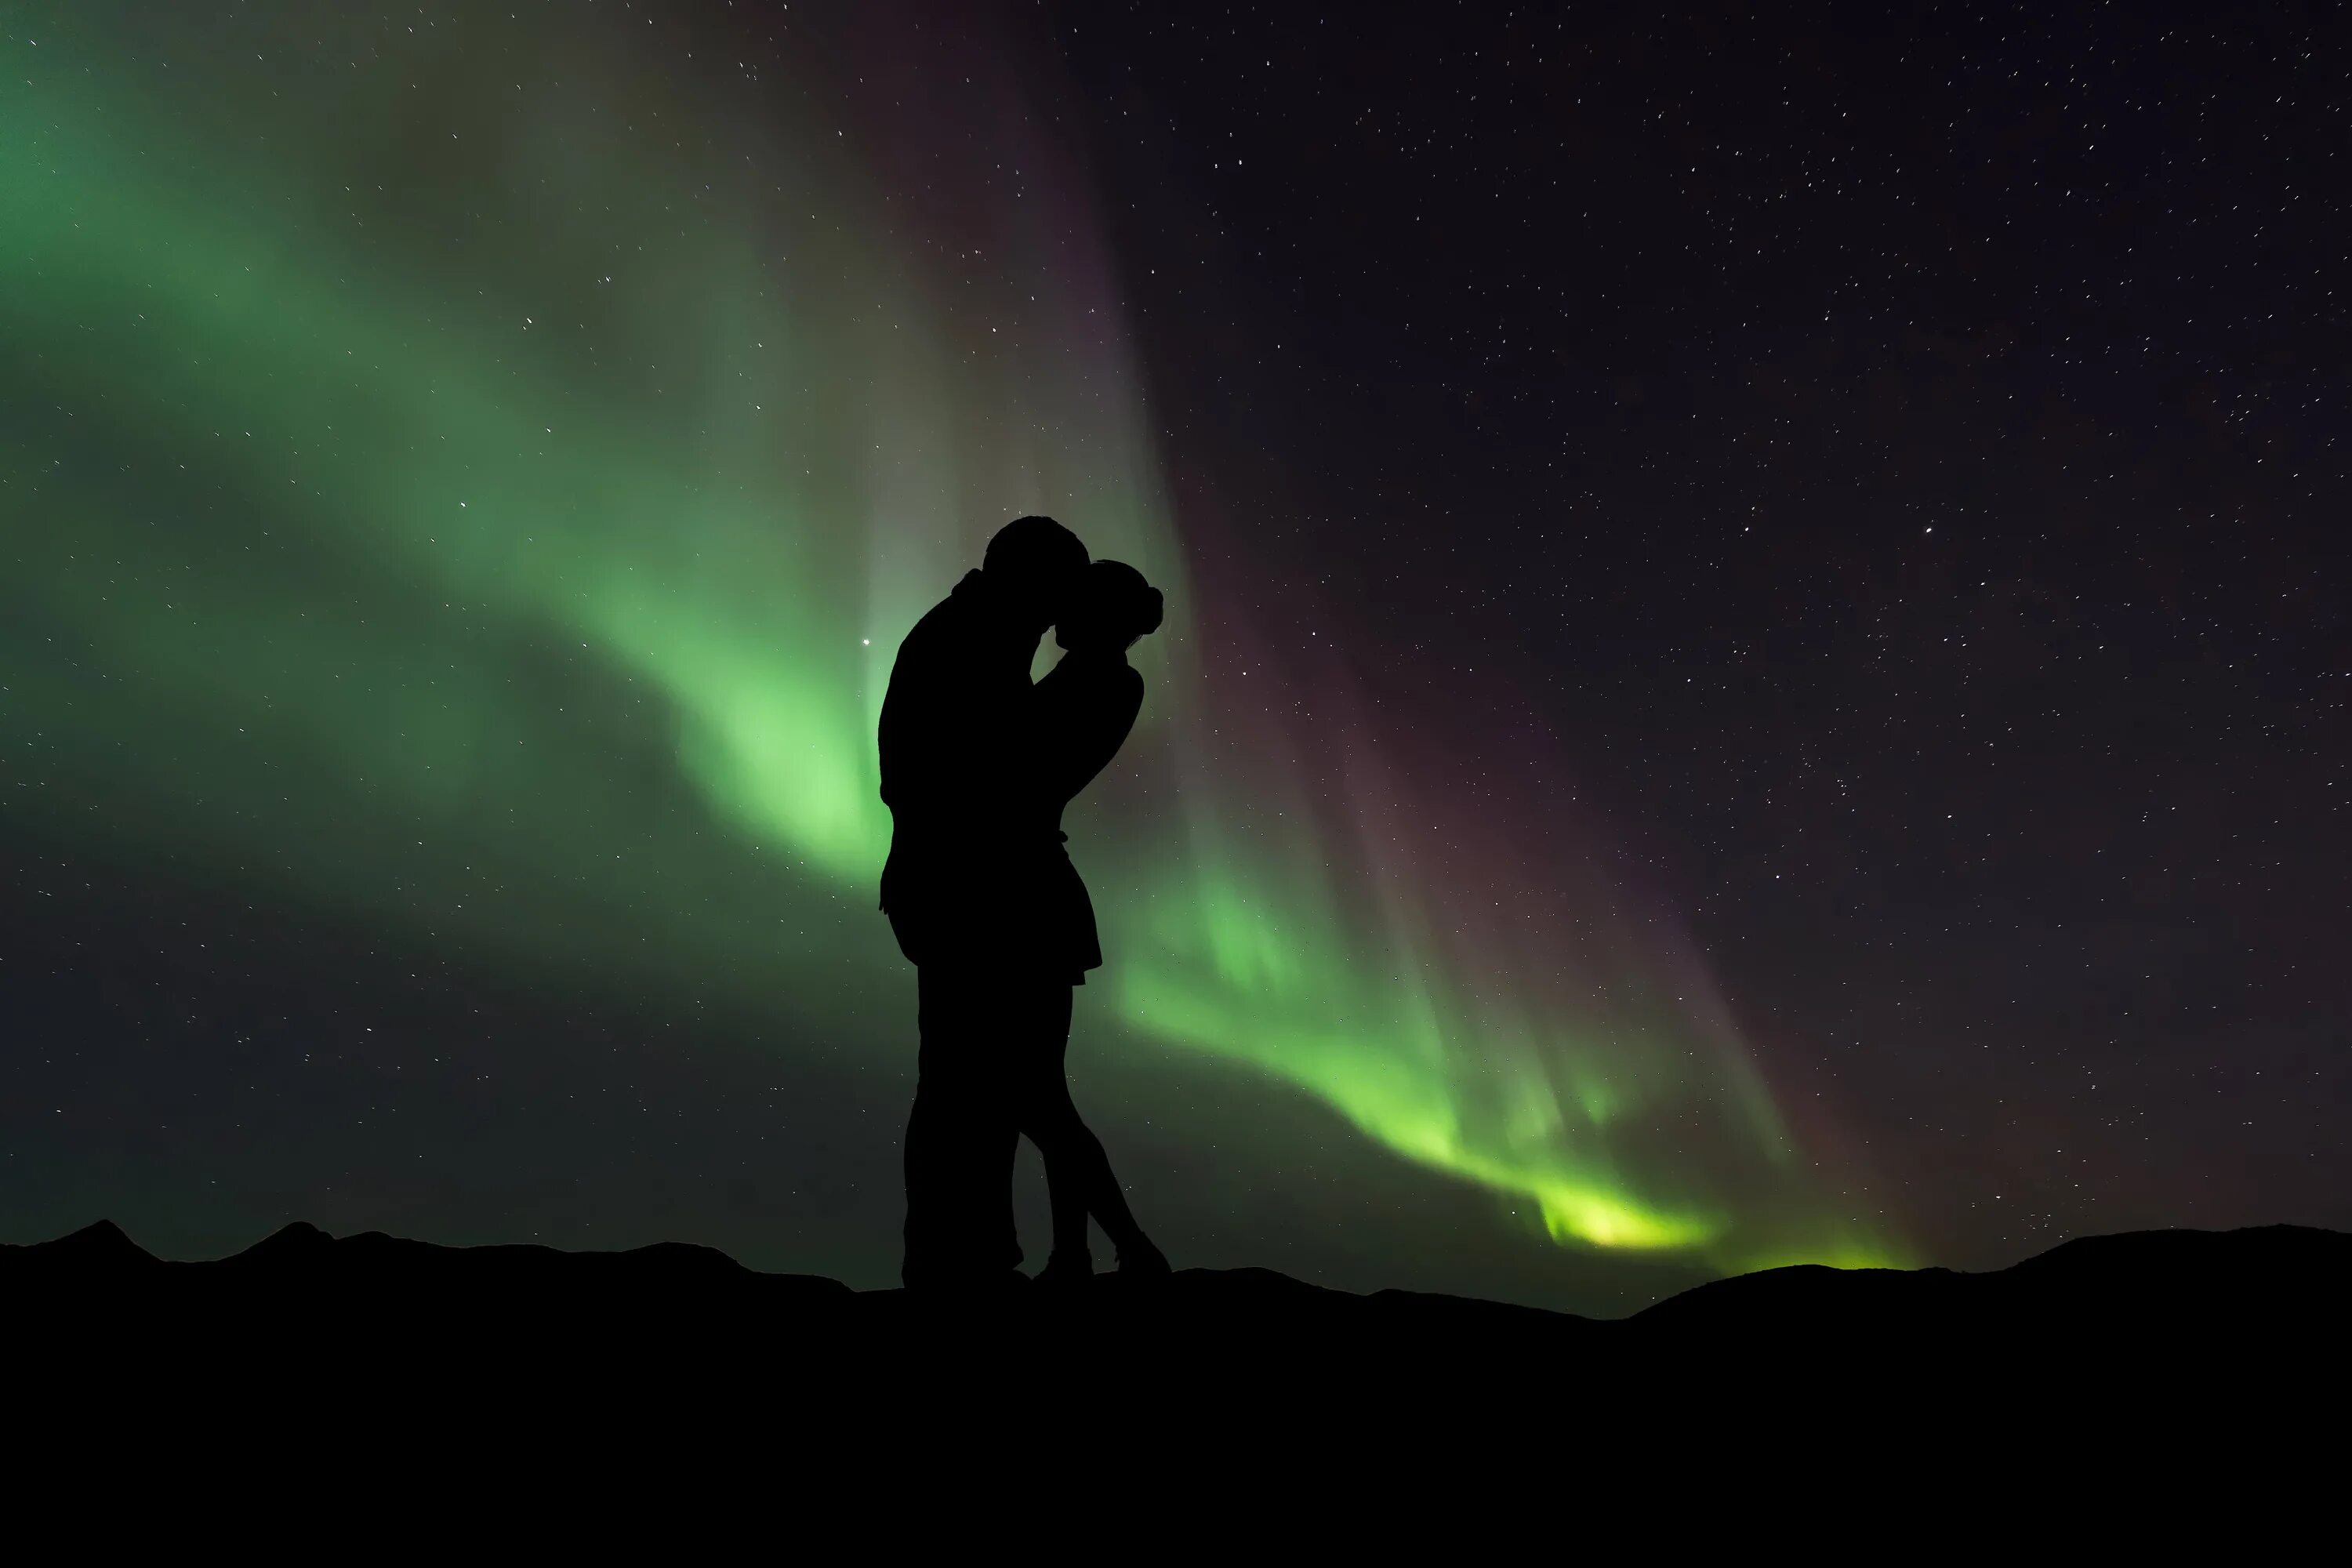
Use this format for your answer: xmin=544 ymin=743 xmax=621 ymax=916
xmin=906 ymin=1264 xmax=1031 ymax=1295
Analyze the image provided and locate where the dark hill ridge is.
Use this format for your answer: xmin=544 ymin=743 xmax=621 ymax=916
xmin=9 ymin=1221 xmax=2345 ymax=1462
xmin=1635 ymin=1223 xmax=2352 ymax=1334
xmin=9 ymin=1224 xmax=2339 ymax=1514
xmin=7 ymin=1220 xmax=2343 ymax=1355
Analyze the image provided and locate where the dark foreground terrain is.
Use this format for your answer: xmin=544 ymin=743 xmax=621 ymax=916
xmin=9 ymin=1218 xmax=2345 ymax=1512
xmin=9 ymin=1218 xmax=2343 ymax=1382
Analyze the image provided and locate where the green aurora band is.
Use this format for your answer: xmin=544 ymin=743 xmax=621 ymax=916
xmin=1 ymin=5 xmax=1901 ymax=1276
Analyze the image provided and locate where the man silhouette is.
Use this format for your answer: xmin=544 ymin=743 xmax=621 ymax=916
xmin=877 ymin=516 xmax=1091 ymax=1289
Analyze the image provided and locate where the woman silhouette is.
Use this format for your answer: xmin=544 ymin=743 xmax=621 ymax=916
xmin=1022 ymin=559 xmax=1171 ymax=1283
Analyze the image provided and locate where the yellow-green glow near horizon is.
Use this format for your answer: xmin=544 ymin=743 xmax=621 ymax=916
xmin=1 ymin=6 xmax=1899 ymax=1276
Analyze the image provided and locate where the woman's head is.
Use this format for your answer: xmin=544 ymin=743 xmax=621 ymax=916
xmin=1055 ymin=559 xmax=1163 ymax=652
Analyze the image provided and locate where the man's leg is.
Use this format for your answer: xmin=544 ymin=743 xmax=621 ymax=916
xmin=904 ymin=964 xmax=1022 ymax=1287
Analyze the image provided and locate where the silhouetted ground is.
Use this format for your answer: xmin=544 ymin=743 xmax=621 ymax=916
xmin=10 ymin=1218 xmax=2342 ymax=1372
xmin=9 ymin=1219 xmax=2343 ymax=1517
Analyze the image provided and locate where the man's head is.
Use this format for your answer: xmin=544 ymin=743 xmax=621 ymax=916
xmin=981 ymin=515 xmax=1089 ymax=635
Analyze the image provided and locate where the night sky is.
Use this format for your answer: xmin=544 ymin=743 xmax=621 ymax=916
xmin=4 ymin=2 xmax=2344 ymax=1316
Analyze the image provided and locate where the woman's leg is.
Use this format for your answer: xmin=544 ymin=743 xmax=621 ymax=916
xmin=1027 ymin=1073 xmax=1154 ymax=1259
xmin=1038 ymin=1092 xmax=1099 ymax=1268
xmin=1017 ymin=983 xmax=1094 ymax=1267
xmin=1025 ymin=1076 xmax=1158 ymax=1265
xmin=1020 ymin=982 xmax=1167 ymax=1270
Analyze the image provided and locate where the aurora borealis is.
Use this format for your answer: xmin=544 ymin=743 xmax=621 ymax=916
xmin=10 ymin=3 xmax=2343 ymax=1307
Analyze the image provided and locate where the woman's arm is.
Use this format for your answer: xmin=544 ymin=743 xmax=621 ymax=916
xmin=1035 ymin=659 xmax=1145 ymax=806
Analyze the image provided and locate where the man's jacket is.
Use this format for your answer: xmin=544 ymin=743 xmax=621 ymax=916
xmin=877 ymin=570 xmax=1102 ymax=980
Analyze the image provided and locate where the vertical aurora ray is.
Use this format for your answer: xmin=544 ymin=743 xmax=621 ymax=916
xmin=1 ymin=5 xmax=1897 ymax=1275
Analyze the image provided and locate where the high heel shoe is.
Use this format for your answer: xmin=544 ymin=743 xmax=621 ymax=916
xmin=1034 ymin=1249 xmax=1095 ymax=1287
xmin=1116 ymin=1236 xmax=1171 ymax=1278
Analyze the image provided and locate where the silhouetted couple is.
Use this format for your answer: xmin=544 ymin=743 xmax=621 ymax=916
xmin=878 ymin=516 xmax=1171 ymax=1290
